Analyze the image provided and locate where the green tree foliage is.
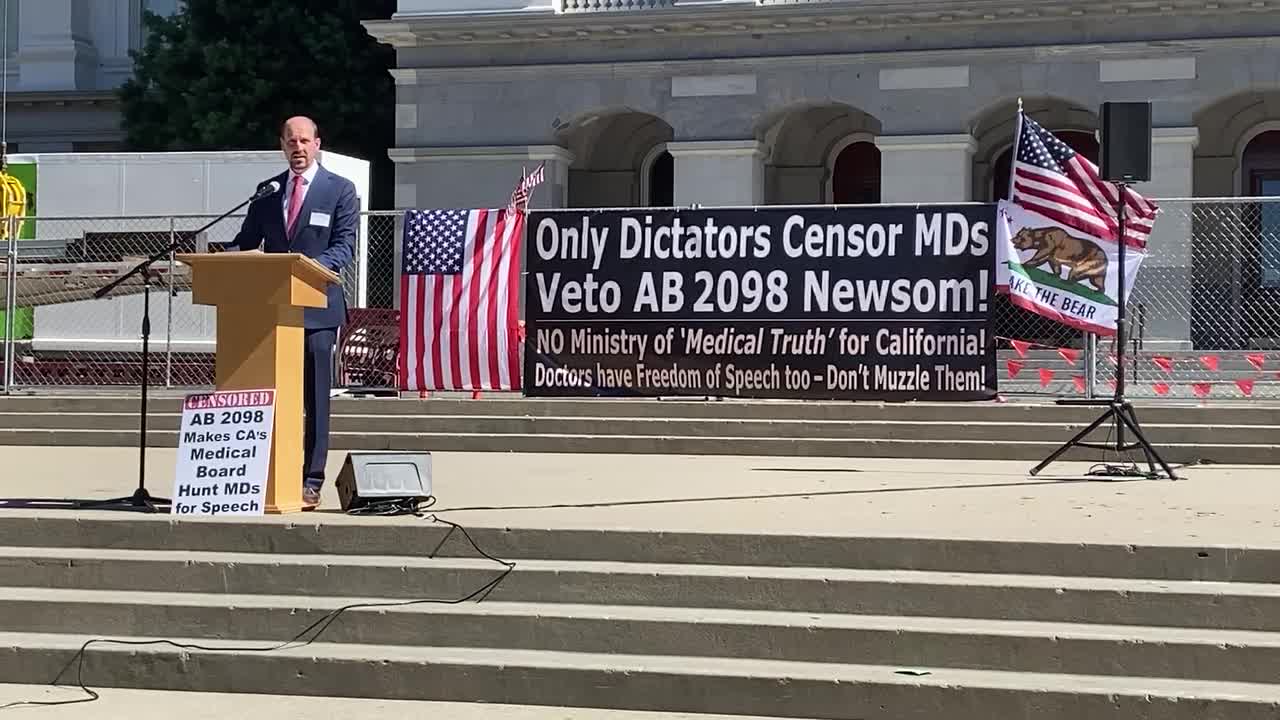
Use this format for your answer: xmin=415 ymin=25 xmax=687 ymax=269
xmin=120 ymin=0 xmax=396 ymax=207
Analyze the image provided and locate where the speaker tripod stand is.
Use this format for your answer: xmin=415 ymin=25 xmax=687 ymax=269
xmin=1028 ymin=180 xmax=1179 ymax=481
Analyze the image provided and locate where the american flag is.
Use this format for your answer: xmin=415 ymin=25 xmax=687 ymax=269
xmin=398 ymin=207 xmax=524 ymax=391
xmin=1010 ymin=112 xmax=1158 ymax=249
xmin=509 ymin=162 xmax=545 ymax=212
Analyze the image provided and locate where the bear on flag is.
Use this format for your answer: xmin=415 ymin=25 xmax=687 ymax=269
xmin=995 ymin=109 xmax=1159 ymax=336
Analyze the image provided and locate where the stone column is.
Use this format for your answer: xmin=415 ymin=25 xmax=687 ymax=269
xmin=1128 ymin=127 xmax=1199 ymax=350
xmin=766 ymin=166 xmax=827 ymax=205
xmin=17 ymin=0 xmax=96 ymax=91
xmin=667 ymin=140 xmax=765 ymax=207
xmin=875 ymin=134 xmax=977 ymax=203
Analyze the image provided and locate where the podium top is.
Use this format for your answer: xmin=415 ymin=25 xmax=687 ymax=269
xmin=176 ymin=251 xmax=340 ymax=286
xmin=176 ymin=251 xmax=340 ymax=310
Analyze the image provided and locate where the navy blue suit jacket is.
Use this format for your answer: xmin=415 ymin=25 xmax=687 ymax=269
xmin=231 ymin=164 xmax=357 ymax=329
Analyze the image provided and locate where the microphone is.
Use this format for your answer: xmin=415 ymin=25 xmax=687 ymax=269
xmin=252 ymin=179 xmax=281 ymax=201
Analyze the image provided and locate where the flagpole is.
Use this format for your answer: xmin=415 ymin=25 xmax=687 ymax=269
xmin=1009 ymin=98 xmax=1023 ymax=202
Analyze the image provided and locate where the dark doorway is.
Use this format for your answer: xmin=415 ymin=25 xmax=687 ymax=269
xmin=648 ymin=150 xmax=674 ymax=207
xmin=832 ymin=141 xmax=881 ymax=205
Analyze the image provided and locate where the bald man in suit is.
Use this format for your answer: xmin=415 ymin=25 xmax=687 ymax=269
xmin=230 ymin=116 xmax=357 ymax=509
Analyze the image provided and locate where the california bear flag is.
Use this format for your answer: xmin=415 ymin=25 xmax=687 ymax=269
xmin=996 ymin=200 xmax=1146 ymax=336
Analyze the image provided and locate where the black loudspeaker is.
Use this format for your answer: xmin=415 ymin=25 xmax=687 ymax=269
xmin=1099 ymin=102 xmax=1152 ymax=182
xmin=335 ymin=452 xmax=433 ymax=511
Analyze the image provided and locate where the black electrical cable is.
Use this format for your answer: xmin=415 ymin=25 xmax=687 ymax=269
xmin=1082 ymin=421 xmax=1205 ymax=479
xmin=0 ymin=513 xmax=513 ymax=711
xmin=343 ymin=495 xmax=437 ymax=517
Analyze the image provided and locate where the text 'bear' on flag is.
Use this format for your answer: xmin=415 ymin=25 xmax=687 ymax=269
xmin=398 ymin=207 xmax=525 ymax=392
xmin=995 ymin=109 xmax=1159 ymax=336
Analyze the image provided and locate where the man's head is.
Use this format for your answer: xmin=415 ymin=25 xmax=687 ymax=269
xmin=280 ymin=116 xmax=321 ymax=173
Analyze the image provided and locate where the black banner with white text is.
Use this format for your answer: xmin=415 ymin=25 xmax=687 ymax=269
xmin=523 ymin=205 xmax=997 ymax=401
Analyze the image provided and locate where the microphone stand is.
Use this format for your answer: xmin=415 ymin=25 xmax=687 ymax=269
xmin=77 ymin=186 xmax=272 ymax=513
xmin=1029 ymin=181 xmax=1178 ymax=481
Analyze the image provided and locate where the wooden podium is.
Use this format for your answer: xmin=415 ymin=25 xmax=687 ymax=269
xmin=177 ymin=251 xmax=340 ymax=514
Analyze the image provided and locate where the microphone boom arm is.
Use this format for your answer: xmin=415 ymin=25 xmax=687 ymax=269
xmin=94 ymin=182 xmax=275 ymax=299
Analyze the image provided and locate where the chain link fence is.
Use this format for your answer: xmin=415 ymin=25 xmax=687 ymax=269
xmin=4 ymin=200 xmax=1280 ymax=400
xmin=995 ymin=197 xmax=1280 ymax=400
xmin=0 ymin=212 xmax=391 ymax=392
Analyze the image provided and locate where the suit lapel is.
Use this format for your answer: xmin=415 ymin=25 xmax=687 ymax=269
xmin=288 ymin=167 xmax=328 ymax=246
xmin=266 ymin=172 xmax=288 ymax=245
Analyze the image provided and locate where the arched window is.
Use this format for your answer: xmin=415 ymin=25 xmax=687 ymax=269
xmin=646 ymin=149 xmax=674 ymax=207
xmin=831 ymin=140 xmax=881 ymax=204
xmin=991 ymin=130 xmax=1099 ymax=201
xmin=1245 ymin=130 xmax=1280 ymax=295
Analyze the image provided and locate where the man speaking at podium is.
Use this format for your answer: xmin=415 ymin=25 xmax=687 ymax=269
xmin=230 ymin=116 xmax=357 ymax=510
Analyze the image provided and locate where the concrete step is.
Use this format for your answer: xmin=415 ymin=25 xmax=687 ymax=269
xmin=0 ymin=516 xmax=1272 ymax=583
xmin=3 ymin=547 xmax=1279 ymax=631
xmin=5 ymin=588 xmax=1280 ymax=684
xmin=4 ymin=394 xmax=1280 ymax=425
xmin=5 ymin=411 xmax=1274 ymax=445
xmin=3 ymin=632 xmax=1279 ymax=719
xmin=0 ymin=427 xmax=1268 ymax=462
xmin=0 ymin=684 xmax=827 ymax=720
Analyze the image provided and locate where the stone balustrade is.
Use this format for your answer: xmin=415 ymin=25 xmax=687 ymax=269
xmin=559 ymin=0 xmax=676 ymax=11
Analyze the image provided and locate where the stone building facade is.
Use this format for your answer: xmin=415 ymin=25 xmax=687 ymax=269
xmin=1 ymin=0 xmax=180 ymax=153
xmin=367 ymin=0 xmax=1280 ymax=349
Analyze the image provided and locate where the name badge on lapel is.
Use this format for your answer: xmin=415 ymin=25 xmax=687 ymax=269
xmin=310 ymin=212 xmax=331 ymax=228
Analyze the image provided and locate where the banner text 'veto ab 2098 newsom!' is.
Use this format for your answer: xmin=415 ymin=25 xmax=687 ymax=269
xmin=523 ymin=205 xmax=997 ymax=401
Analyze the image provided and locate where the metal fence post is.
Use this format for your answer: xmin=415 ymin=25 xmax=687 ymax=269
xmin=1083 ymin=331 xmax=1096 ymax=399
xmin=165 ymin=216 xmax=175 ymax=388
xmin=2 ymin=217 xmax=16 ymax=394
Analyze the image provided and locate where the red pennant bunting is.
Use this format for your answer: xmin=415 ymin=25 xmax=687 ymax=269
xmin=1038 ymin=368 xmax=1054 ymax=387
xmin=1072 ymin=375 xmax=1086 ymax=392
xmin=1011 ymin=340 xmax=1031 ymax=358
xmin=1199 ymin=355 xmax=1220 ymax=372
xmin=1236 ymin=378 xmax=1256 ymax=397
xmin=1058 ymin=348 xmax=1080 ymax=366
xmin=1152 ymin=383 xmax=1170 ymax=395
xmin=1192 ymin=382 xmax=1212 ymax=398
xmin=1151 ymin=356 xmax=1174 ymax=373
xmin=1006 ymin=359 xmax=1024 ymax=378
xmin=1247 ymin=353 xmax=1266 ymax=372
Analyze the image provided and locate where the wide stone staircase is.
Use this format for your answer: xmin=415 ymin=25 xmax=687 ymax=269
xmin=0 ymin=514 xmax=1277 ymax=717
xmin=2 ymin=393 xmax=1279 ymax=463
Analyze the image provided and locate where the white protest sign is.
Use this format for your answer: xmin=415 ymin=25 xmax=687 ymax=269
xmin=172 ymin=389 xmax=275 ymax=516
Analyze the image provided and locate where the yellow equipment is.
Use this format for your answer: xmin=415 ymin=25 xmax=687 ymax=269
xmin=0 ymin=166 xmax=25 ymax=241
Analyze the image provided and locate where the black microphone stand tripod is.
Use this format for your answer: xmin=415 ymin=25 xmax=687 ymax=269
xmin=78 ymin=184 xmax=275 ymax=513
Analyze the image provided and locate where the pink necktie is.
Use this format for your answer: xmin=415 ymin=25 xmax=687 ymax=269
xmin=286 ymin=174 xmax=304 ymax=235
